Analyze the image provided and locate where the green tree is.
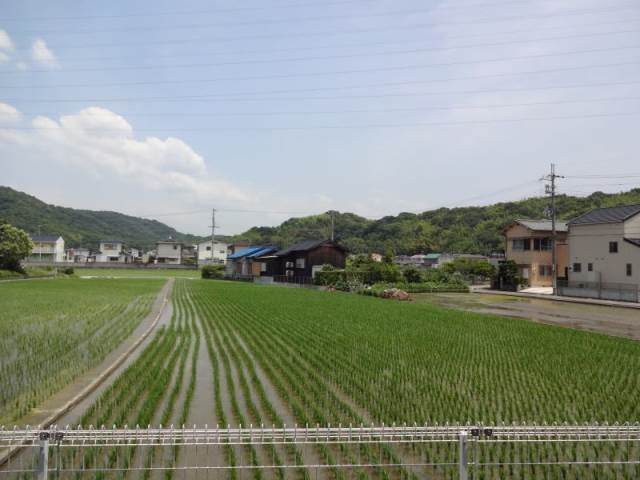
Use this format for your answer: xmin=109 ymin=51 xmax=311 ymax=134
xmin=0 ymin=223 xmax=33 ymax=272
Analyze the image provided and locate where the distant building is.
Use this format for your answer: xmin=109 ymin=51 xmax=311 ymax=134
xmin=155 ymin=238 xmax=183 ymax=265
xmin=370 ymin=253 xmax=383 ymax=263
xmin=226 ymin=245 xmax=278 ymax=277
xmin=197 ymin=240 xmax=228 ymax=264
xmin=265 ymin=240 xmax=348 ymax=282
xmin=66 ymin=247 xmax=91 ymax=263
xmin=96 ymin=240 xmax=132 ymax=263
xmin=562 ymin=204 xmax=640 ymax=301
xmin=29 ymin=235 xmax=65 ymax=263
xmin=503 ymin=219 xmax=569 ymax=287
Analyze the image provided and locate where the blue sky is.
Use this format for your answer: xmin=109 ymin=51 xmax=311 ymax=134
xmin=1 ymin=0 xmax=640 ymax=235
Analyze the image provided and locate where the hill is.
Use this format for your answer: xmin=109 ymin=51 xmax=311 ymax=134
xmin=0 ymin=186 xmax=204 ymax=250
xmin=3 ymin=185 xmax=640 ymax=255
xmin=233 ymin=189 xmax=640 ymax=255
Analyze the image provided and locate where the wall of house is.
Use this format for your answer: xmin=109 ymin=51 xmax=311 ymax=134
xmin=624 ymin=214 xmax=640 ymax=237
xmin=97 ymin=242 xmax=124 ymax=262
xmin=197 ymin=242 xmax=228 ymax=263
xmin=568 ymin=222 xmax=639 ymax=286
xmin=504 ymin=225 xmax=568 ymax=287
xmin=157 ymin=243 xmax=182 ymax=263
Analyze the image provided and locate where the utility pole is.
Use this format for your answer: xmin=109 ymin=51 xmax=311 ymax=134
xmin=544 ymin=164 xmax=564 ymax=295
xmin=330 ymin=211 xmax=335 ymax=242
xmin=209 ymin=208 xmax=216 ymax=263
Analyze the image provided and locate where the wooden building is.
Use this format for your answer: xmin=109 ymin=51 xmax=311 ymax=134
xmin=261 ymin=239 xmax=347 ymax=282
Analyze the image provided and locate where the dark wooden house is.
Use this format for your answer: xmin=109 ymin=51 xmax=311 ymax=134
xmin=262 ymin=239 xmax=347 ymax=282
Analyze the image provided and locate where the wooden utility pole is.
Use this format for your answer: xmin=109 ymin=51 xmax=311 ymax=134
xmin=544 ymin=164 xmax=564 ymax=295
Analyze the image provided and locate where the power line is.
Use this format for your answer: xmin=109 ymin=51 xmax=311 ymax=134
xmin=564 ymin=174 xmax=640 ymax=179
xmin=6 ymin=111 xmax=640 ymax=132
xmin=5 ymin=77 xmax=640 ymax=106
xmin=7 ymin=4 xmax=637 ymax=37
xmin=5 ymin=95 xmax=639 ymax=119
xmin=7 ymin=28 xmax=639 ymax=78
xmin=6 ymin=59 xmax=639 ymax=91
xmin=18 ymin=16 xmax=640 ymax=54
xmin=2 ymin=44 xmax=638 ymax=96
xmin=54 ymin=18 xmax=640 ymax=64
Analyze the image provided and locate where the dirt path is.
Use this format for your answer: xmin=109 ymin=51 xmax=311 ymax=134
xmin=414 ymin=292 xmax=640 ymax=340
xmin=0 ymin=279 xmax=174 ymax=470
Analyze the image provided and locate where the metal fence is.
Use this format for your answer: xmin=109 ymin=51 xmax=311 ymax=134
xmin=1 ymin=424 xmax=639 ymax=479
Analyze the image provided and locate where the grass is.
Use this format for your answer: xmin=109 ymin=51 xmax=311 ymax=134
xmin=74 ymin=267 xmax=199 ymax=278
xmin=0 ymin=277 xmax=164 ymax=424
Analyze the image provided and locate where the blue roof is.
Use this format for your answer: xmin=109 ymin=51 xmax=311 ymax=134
xmin=246 ymin=246 xmax=277 ymax=258
xmin=228 ymin=245 xmax=275 ymax=260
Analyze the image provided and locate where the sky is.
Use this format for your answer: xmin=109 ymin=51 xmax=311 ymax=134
xmin=1 ymin=0 xmax=640 ymax=236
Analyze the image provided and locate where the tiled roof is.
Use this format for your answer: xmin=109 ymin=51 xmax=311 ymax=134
xmin=514 ymin=219 xmax=568 ymax=232
xmin=273 ymin=239 xmax=346 ymax=256
xmin=30 ymin=235 xmax=61 ymax=242
xmin=568 ymin=204 xmax=640 ymax=225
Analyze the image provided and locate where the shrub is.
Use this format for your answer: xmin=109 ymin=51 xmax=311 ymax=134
xmin=0 ymin=223 xmax=32 ymax=272
xmin=59 ymin=267 xmax=74 ymax=275
xmin=402 ymin=267 xmax=423 ymax=283
xmin=314 ymin=265 xmax=345 ymax=286
xmin=201 ymin=264 xmax=224 ymax=279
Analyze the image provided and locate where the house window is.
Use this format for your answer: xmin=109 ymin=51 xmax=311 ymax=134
xmin=540 ymin=238 xmax=551 ymax=251
xmin=573 ymin=263 xmax=582 ymax=273
xmin=627 ymin=263 xmax=633 ymax=277
xmin=173 ymin=245 xmax=178 ymax=250
xmin=512 ymin=238 xmax=530 ymax=251
xmin=295 ymin=258 xmax=306 ymax=269
xmin=609 ymin=241 xmax=618 ymax=253
xmin=285 ymin=261 xmax=294 ymax=269
xmin=260 ymin=262 xmax=267 ymax=273
xmin=539 ymin=265 xmax=552 ymax=277
xmin=206 ymin=246 xmax=211 ymax=251
xmin=588 ymin=263 xmax=593 ymax=272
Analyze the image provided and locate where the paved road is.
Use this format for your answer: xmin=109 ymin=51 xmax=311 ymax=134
xmin=414 ymin=291 xmax=640 ymax=341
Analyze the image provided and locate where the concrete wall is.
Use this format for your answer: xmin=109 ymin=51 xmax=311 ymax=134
xmin=568 ymin=222 xmax=639 ymax=285
xmin=197 ymin=241 xmax=228 ymax=263
xmin=156 ymin=242 xmax=182 ymax=264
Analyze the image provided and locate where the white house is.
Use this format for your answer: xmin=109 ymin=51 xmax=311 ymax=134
xmin=564 ymin=204 xmax=640 ymax=301
xmin=29 ymin=235 xmax=65 ymax=263
xmin=156 ymin=239 xmax=183 ymax=264
xmin=197 ymin=240 xmax=228 ymax=264
xmin=96 ymin=240 xmax=129 ymax=263
xmin=66 ymin=247 xmax=91 ymax=263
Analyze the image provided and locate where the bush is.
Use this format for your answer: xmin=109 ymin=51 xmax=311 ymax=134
xmin=314 ymin=265 xmax=345 ymax=286
xmin=402 ymin=267 xmax=423 ymax=283
xmin=201 ymin=264 xmax=224 ymax=279
xmin=58 ymin=267 xmax=74 ymax=275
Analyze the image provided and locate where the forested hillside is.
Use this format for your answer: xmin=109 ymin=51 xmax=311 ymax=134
xmin=0 ymin=187 xmax=203 ymax=249
xmin=233 ymin=189 xmax=640 ymax=255
xmin=2 ymin=185 xmax=639 ymax=254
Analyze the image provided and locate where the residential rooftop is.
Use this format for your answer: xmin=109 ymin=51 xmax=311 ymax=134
xmin=568 ymin=204 xmax=640 ymax=226
xmin=511 ymin=219 xmax=568 ymax=233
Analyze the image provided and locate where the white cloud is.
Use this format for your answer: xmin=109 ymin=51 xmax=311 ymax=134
xmin=30 ymin=38 xmax=58 ymax=68
xmin=0 ymin=106 xmax=248 ymax=204
xmin=0 ymin=103 xmax=22 ymax=124
xmin=0 ymin=29 xmax=14 ymax=51
xmin=15 ymin=61 xmax=27 ymax=71
xmin=0 ymin=51 xmax=10 ymax=64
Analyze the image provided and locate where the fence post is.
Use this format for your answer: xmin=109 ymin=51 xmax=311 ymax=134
xmin=459 ymin=430 xmax=468 ymax=480
xmin=38 ymin=431 xmax=49 ymax=480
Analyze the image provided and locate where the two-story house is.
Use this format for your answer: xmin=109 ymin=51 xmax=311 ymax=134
xmin=155 ymin=238 xmax=183 ymax=264
xmin=29 ymin=235 xmax=65 ymax=263
xmin=96 ymin=240 xmax=128 ymax=263
xmin=565 ymin=204 xmax=640 ymax=301
xmin=197 ymin=240 xmax=228 ymax=265
xmin=503 ymin=219 xmax=569 ymax=287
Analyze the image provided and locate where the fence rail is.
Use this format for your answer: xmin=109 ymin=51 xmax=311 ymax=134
xmin=1 ymin=424 xmax=639 ymax=479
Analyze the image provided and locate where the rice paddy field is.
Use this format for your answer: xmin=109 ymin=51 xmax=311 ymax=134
xmin=2 ymin=278 xmax=640 ymax=479
xmin=0 ymin=278 xmax=164 ymax=425
xmin=74 ymin=268 xmax=199 ymax=278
